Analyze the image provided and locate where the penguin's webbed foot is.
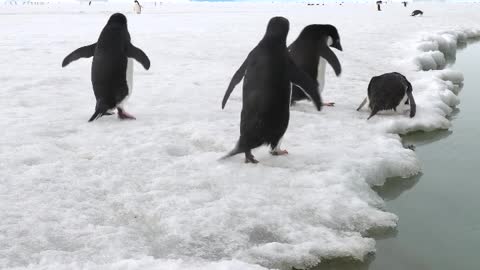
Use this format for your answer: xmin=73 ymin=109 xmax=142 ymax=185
xmin=323 ymin=102 xmax=335 ymax=107
xmin=118 ymin=108 xmax=136 ymax=120
xmin=404 ymin=144 xmax=416 ymax=151
xmin=245 ymin=151 xmax=259 ymax=164
xmin=270 ymin=149 xmax=289 ymax=156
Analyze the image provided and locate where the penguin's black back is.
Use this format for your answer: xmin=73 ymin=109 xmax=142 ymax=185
xmin=91 ymin=13 xmax=131 ymax=108
xmin=368 ymin=72 xmax=409 ymax=113
xmin=239 ymin=17 xmax=291 ymax=150
xmin=289 ymin=31 xmax=321 ymax=84
xmin=289 ymin=25 xmax=339 ymax=78
xmin=411 ymin=10 xmax=423 ymax=16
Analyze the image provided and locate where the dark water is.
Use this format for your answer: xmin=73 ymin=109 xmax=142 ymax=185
xmin=313 ymin=42 xmax=480 ymax=270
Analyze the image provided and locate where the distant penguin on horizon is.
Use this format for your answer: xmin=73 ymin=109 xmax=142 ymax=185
xmin=289 ymin=24 xmax=342 ymax=106
xmin=411 ymin=10 xmax=423 ymax=16
xmin=62 ymin=13 xmax=151 ymax=122
xmin=133 ymin=0 xmax=142 ymax=14
xmin=357 ymin=72 xmax=416 ymax=120
xmin=221 ymin=17 xmax=322 ymax=163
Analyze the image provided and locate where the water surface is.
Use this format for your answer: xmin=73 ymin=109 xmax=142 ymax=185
xmin=313 ymin=42 xmax=480 ymax=270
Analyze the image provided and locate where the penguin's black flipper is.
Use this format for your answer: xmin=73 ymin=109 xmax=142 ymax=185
xmin=406 ymin=82 xmax=416 ymax=118
xmin=288 ymin=57 xmax=322 ymax=111
xmin=318 ymin=42 xmax=342 ymax=76
xmin=62 ymin=43 xmax=96 ymax=67
xmin=127 ymin=44 xmax=150 ymax=70
xmin=222 ymin=54 xmax=249 ymax=109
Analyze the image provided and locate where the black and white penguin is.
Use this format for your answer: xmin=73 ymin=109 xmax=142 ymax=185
xmin=411 ymin=10 xmax=423 ymax=16
xmin=62 ymin=13 xmax=150 ymax=122
xmin=221 ymin=17 xmax=322 ymax=163
xmin=356 ymin=72 xmax=416 ymax=120
xmin=402 ymin=1 xmax=407 ymax=7
xmin=289 ymin=24 xmax=342 ymax=106
xmin=133 ymin=0 xmax=142 ymax=14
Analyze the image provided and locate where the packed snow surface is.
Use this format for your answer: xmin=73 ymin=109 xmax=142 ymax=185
xmin=1 ymin=2 xmax=479 ymax=270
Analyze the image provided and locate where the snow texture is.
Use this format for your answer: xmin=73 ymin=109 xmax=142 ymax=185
xmin=1 ymin=2 xmax=479 ymax=270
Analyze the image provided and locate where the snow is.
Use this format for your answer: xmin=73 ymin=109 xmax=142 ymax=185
xmin=1 ymin=2 xmax=479 ymax=270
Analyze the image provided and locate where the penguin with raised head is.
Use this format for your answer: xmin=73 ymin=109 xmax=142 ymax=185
xmin=221 ymin=17 xmax=322 ymax=163
xmin=289 ymin=24 xmax=342 ymax=106
xmin=411 ymin=10 xmax=423 ymax=16
xmin=62 ymin=13 xmax=150 ymax=122
xmin=356 ymin=72 xmax=416 ymax=120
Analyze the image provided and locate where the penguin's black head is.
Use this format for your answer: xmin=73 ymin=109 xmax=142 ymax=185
xmin=324 ymin=25 xmax=342 ymax=51
xmin=107 ymin=13 xmax=127 ymax=26
xmin=265 ymin=17 xmax=289 ymax=40
xmin=299 ymin=24 xmax=342 ymax=51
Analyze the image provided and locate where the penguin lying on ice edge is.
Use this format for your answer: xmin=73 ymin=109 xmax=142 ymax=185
xmin=357 ymin=72 xmax=416 ymax=120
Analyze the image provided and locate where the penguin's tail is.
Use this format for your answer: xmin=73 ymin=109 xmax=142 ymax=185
xmin=367 ymin=108 xmax=379 ymax=120
xmin=356 ymin=97 xmax=368 ymax=111
xmin=88 ymin=101 xmax=110 ymax=122
xmin=220 ymin=141 xmax=244 ymax=160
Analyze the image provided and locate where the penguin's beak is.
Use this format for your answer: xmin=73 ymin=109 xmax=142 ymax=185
xmin=332 ymin=40 xmax=343 ymax=51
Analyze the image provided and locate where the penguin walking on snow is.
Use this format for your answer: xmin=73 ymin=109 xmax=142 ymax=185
xmin=357 ymin=72 xmax=416 ymax=120
xmin=411 ymin=10 xmax=423 ymax=16
xmin=289 ymin=24 xmax=342 ymax=106
xmin=221 ymin=17 xmax=322 ymax=163
xmin=62 ymin=13 xmax=150 ymax=122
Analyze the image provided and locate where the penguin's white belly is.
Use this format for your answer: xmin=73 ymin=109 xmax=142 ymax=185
xmin=316 ymin=57 xmax=327 ymax=94
xmin=127 ymin=58 xmax=133 ymax=95
xmin=118 ymin=58 xmax=134 ymax=109
xmin=396 ymin=92 xmax=409 ymax=113
xmin=370 ymin=92 xmax=409 ymax=115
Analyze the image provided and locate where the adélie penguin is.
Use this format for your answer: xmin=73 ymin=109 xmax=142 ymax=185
xmin=411 ymin=10 xmax=423 ymax=16
xmin=62 ymin=13 xmax=150 ymax=122
xmin=221 ymin=16 xmax=322 ymax=163
xmin=357 ymin=72 xmax=416 ymax=120
xmin=289 ymin=24 xmax=342 ymax=106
